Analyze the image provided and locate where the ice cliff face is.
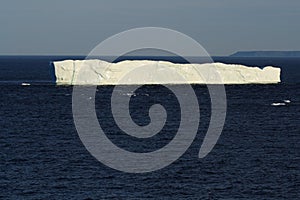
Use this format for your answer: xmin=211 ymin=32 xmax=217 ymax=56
xmin=52 ymin=59 xmax=281 ymax=85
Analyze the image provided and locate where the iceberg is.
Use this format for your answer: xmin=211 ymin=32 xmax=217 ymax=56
xmin=52 ymin=59 xmax=281 ymax=85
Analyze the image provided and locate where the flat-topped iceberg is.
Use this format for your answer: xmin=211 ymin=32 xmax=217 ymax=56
xmin=52 ymin=59 xmax=281 ymax=85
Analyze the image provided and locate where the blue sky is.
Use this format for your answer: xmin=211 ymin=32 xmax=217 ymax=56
xmin=0 ymin=0 xmax=299 ymax=56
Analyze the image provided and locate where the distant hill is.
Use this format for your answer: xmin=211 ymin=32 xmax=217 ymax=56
xmin=230 ymin=51 xmax=300 ymax=57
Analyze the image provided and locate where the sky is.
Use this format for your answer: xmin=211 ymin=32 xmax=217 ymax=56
xmin=0 ymin=0 xmax=299 ymax=56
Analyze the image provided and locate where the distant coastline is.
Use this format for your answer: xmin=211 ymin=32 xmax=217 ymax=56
xmin=1 ymin=51 xmax=300 ymax=58
xmin=230 ymin=51 xmax=300 ymax=57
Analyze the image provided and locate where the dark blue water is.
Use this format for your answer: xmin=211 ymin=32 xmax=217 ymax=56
xmin=0 ymin=56 xmax=299 ymax=199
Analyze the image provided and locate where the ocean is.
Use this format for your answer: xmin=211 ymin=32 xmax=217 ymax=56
xmin=0 ymin=56 xmax=299 ymax=199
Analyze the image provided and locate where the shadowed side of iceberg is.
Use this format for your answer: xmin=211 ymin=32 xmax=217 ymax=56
xmin=52 ymin=59 xmax=281 ymax=85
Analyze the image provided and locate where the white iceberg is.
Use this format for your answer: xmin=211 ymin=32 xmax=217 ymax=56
xmin=52 ymin=59 xmax=281 ymax=85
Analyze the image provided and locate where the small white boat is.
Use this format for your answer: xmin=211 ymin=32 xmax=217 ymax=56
xmin=21 ymin=83 xmax=30 ymax=86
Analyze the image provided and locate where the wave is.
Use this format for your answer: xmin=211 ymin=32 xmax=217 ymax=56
xmin=0 ymin=80 xmax=54 ymax=86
